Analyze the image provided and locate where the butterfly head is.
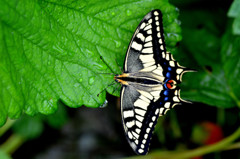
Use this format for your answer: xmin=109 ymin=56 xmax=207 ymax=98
xmin=114 ymin=73 xmax=129 ymax=85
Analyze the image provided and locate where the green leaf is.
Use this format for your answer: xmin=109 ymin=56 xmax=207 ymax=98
xmin=0 ymin=0 xmax=181 ymax=126
xmin=12 ymin=116 xmax=44 ymax=140
xmin=220 ymin=26 xmax=240 ymax=108
xmin=228 ymin=0 xmax=240 ymax=17
xmin=11 ymin=102 xmax=67 ymax=140
xmin=228 ymin=0 xmax=240 ymax=35
xmin=44 ymin=101 xmax=68 ymax=128
xmin=0 ymin=150 xmax=12 ymax=159
xmin=178 ymin=10 xmax=240 ymax=108
xmin=232 ymin=17 xmax=240 ymax=35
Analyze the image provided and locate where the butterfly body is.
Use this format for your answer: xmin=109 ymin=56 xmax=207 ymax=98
xmin=114 ymin=9 xmax=192 ymax=155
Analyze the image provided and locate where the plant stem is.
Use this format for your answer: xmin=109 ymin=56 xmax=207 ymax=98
xmin=0 ymin=119 xmax=15 ymax=137
xmin=229 ymin=91 xmax=240 ymax=108
xmin=0 ymin=134 xmax=25 ymax=154
xmin=166 ymin=126 xmax=240 ymax=159
xmin=223 ymin=142 xmax=240 ymax=151
xmin=125 ymin=126 xmax=240 ymax=159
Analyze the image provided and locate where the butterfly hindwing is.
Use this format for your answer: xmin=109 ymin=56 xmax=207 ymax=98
xmin=120 ymin=80 xmax=183 ymax=155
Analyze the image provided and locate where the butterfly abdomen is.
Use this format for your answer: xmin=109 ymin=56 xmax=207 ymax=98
xmin=115 ymin=74 xmax=161 ymax=85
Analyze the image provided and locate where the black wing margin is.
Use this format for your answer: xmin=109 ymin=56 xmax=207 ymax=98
xmin=150 ymin=10 xmax=188 ymax=84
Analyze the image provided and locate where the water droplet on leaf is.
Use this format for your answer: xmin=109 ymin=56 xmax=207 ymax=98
xmin=88 ymin=76 xmax=95 ymax=85
xmin=115 ymin=40 xmax=121 ymax=48
xmin=99 ymin=100 xmax=108 ymax=108
xmin=74 ymin=83 xmax=80 ymax=87
xmin=126 ymin=10 xmax=132 ymax=16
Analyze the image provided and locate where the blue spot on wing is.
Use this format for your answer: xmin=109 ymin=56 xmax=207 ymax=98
xmin=166 ymin=72 xmax=171 ymax=78
xmin=164 ymin=90 xmax=169 ymax=96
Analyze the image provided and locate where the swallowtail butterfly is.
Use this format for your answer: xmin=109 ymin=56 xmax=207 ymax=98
xmin=114 ymin=9 xmax=193 ymax=155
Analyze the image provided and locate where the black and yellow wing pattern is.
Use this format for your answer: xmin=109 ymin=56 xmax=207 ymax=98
xmin=115 ymin=9 xmax=192 ymax=155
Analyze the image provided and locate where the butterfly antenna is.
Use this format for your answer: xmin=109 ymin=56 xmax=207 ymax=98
xmin=99 ymin=56 xmax=116 ymax=74
xmin=111 ymin=83 xmax=121 ymax=95
xmin=97 ymin=81 xmax=116 ymax=97
xmin=96 ymin=56 xmax=117 ymax=75
xmin=115 ymin=58 xmax=123 ymax=73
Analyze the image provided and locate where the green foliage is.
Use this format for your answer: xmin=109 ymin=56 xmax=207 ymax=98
xmin=12 ymin=102 xmax=68 ymax=139
xmin=228 ymin=0 xmax=240 ymax=35
xmin=0 ymin=150 xmax=12 ymax=159
xmin=0 ymin=0 xmax=181 ymax=126
xmin=178 ymin=9 xmax=240 ymax=108
xmin=221 ymin=27 xmax=240 ymax=107
xmin=44 ymin=102 xmax=68 ymax=128
xmin=12 ymin=116 xmax=44 ymax=140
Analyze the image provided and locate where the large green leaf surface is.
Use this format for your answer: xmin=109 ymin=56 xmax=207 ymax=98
xmin=0 ymin=0 xmax=181 ymax=126
xmin=221 ymin=27 xmax=240 ymax=107
xmin=178 ymin=10 xmax=240 ymax=108
xmin=228 ymin=0 xmax=240 ymax=35
xmin=0 ymin=150 xmax=11 ymax=159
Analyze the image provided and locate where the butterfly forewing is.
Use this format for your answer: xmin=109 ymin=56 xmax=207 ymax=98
xmin=118 ymin=9 xmax=191 ymax=155
xmin=124 ymin=10 xmax=185 ymax=83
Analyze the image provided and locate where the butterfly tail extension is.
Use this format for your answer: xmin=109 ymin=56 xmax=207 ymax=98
xmin=183 ymin=67 xmax=198 ymax=73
